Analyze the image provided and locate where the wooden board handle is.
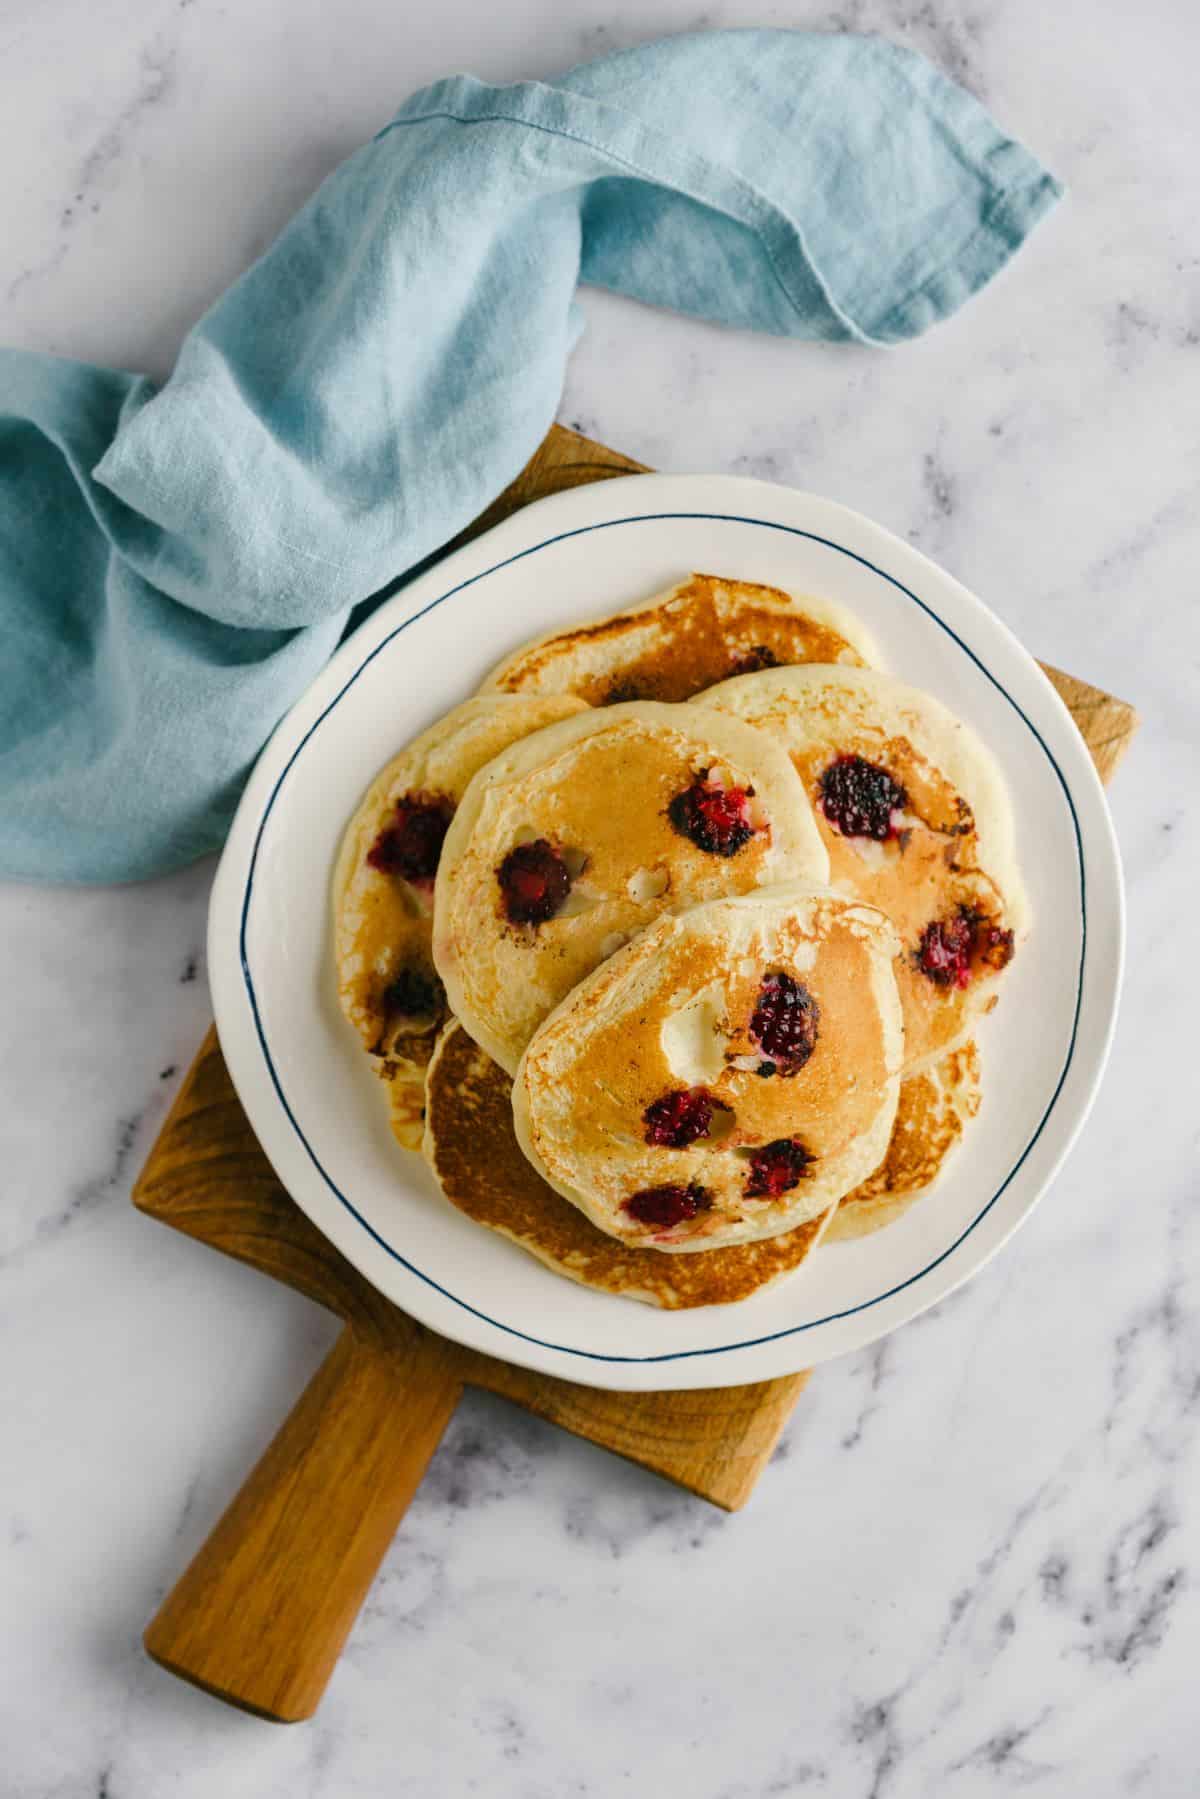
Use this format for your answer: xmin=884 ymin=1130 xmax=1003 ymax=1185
xmin=144 ymin=1325 xmax=462 ymax=1721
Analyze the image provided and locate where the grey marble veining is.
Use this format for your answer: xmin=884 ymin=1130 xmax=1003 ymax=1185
xmin=2 ymin=1 xmax=1199 ymax=1794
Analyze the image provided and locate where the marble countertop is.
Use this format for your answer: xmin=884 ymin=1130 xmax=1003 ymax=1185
xmin=3 ymin=2 xmax=1197 ymax=1793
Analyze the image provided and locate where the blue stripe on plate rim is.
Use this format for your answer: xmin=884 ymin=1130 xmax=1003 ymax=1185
xmin=239 ymin=511 xmax=1085 ymax=1364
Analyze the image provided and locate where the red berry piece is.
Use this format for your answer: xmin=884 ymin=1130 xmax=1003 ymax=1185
xmin=728 ymin=644 xmax=779 ymax=676
xmin=819 ymin=755 xmax=907 ymax=841
xmin=750 ymin=972 xmax=820 ymax=1074
xmin=497 ymin=839 xmax=572 ymax=925
xmin=916 ymin=913 xmax=976 ymax=988
xmin=668 ymin=771 xmax=758 ymax=857
xmin=381 ymin=966 xmax=443 ymax=1018
xmin=917 ymin=910 xmax=1015 ymax=988
xmin=623 ymin=1183 xmax=712 ymax=1229
xmin=367 ymin=792 xmax=454 ymax=884
xmin=642 ymin=1087 xmax=729 ymax=1148
xmin=745 ymin=1138 xmax=813 ymax=1199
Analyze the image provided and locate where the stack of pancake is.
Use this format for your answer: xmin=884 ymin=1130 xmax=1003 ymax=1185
xmin=334 ymin=574 xmax=1027 ymax=1309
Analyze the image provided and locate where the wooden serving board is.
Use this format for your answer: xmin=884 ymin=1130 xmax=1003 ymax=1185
xmin=133 ymin=424 xmax=1138 ymax=1724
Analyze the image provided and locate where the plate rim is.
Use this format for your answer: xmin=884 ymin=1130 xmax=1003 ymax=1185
xmin=209 ymin=472 xmax=1125 ymax=1391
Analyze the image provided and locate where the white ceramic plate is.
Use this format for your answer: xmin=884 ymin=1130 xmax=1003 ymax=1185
xmin=208 ymin=474 xmax=1123 ymax=1392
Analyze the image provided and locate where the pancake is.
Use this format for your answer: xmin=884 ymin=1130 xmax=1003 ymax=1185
xmin=424 ymin=1021 xmax=835 ymax=1309
xmin=433 ymin=701 xmax=829 ymax=1076
xmin=694 ymin=665 xmax=1028 ymax=1073
xmin=477 ymin=572 xmax=879 ymax=705
xmin=333 ymin=693 xmax=586 ymax=1147
xmin=512 ymin=886 xmax=902 ymax=1253
xmin=827 ymin=1040 xmax=981 ymax=1242
xmin=423 ymin=1027 xmax=978 ymax=1304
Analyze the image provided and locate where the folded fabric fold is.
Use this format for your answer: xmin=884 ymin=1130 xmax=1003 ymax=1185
xmin=0 ymin=28 xmax=1061 ymax=882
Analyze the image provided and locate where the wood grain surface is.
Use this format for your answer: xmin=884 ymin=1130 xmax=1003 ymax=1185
xmin=133 ymin=423 xmax=1138 ymax=1720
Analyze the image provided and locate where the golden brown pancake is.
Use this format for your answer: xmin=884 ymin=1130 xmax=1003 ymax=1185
xmin=424 ymin=1021 xmax=834 ymax=1308
xmin=477 ymin=572 xmax=879 ymax=705
xmin=433 ymin=701 xmax=829 ymax=1076
xmin=695 ymin=665 xmax=1028 ymax=1073
xmin=425 ymin=1027 xmax=981 ymax=1303
xmin=827 ymin=1040 xmax=981 ymax=1241
xmin=513 ymin=886 xmax=902 ymax=1252
xmin=333 ymin=693 xmax=586 ymax=1147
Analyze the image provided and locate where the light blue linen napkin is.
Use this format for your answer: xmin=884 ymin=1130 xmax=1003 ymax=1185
xmin=0 ymin=30 xmax=1060 ymax=881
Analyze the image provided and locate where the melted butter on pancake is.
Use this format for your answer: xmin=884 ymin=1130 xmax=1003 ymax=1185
xmin=478 ymin=573 xmax=877 ymax=705
xmin=661 ymin=981 xmax=728 ymax=1085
